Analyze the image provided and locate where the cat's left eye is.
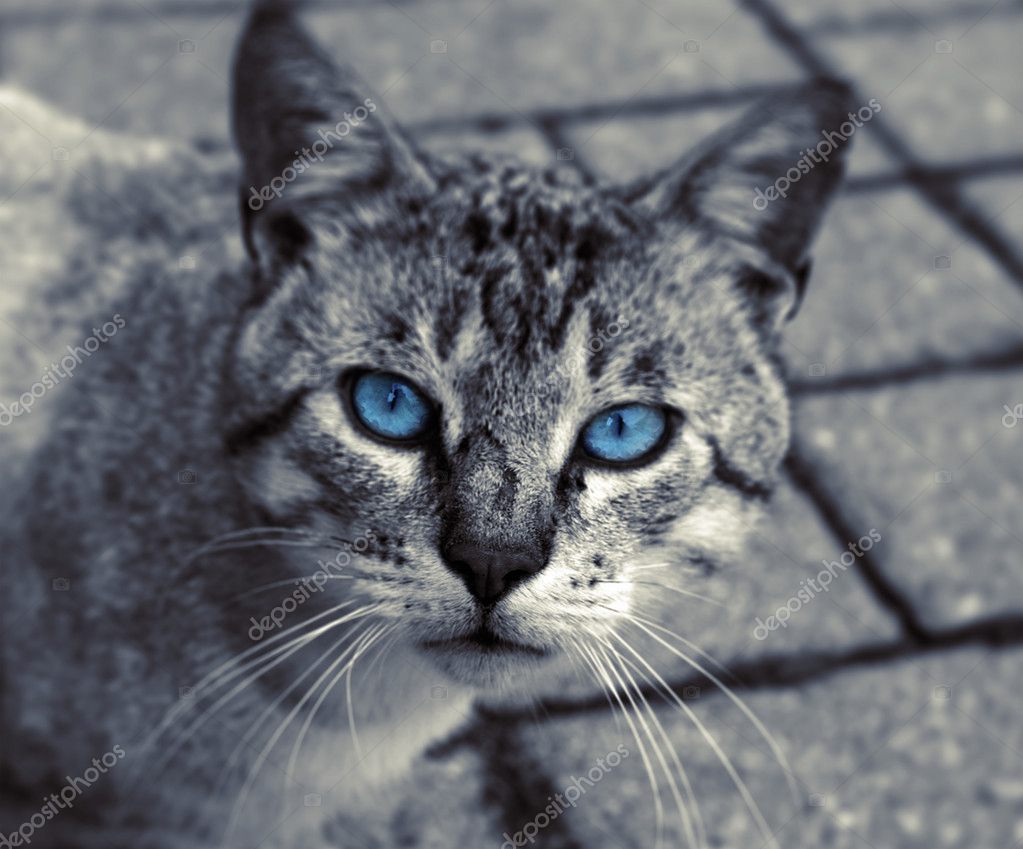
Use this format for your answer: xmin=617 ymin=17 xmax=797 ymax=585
xmin=580 ymin=404 xmax=668 ymax=465
xmin=349 ymin=372 xmax=435 ymax=443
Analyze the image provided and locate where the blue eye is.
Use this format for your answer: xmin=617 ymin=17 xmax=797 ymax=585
xmin=350 ymin=372 xmax=434 ymax=442
xmin=581 ymin=404 xmax=668 ymax=464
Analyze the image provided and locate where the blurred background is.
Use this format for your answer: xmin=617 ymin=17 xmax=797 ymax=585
xmin=1 ymin=0 xmax=1021 ymax=846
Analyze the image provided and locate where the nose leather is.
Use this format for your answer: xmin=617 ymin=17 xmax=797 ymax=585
xmin=443 ymin=541 xmax=546 ymax=605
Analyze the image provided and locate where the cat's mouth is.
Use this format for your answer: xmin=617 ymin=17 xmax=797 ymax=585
xmin=421 ymin=626 xmax=548 ymax=658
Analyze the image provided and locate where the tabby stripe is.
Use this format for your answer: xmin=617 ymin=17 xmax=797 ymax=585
xmin=224 ymin=389 xmax=309 ymax=456
xmin=708 ymin=437 xmax=773 ymax=501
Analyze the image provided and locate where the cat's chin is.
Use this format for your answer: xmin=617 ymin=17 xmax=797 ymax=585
xmin=417 ymin=631 xmax=554 ymax=687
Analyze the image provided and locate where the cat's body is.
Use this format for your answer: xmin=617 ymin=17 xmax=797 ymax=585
xmin=0 ymin=3 xmax=853 ymax=846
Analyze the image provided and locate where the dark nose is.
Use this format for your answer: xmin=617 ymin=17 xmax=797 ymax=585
xmin=443 ymin=542 xmax=546 ymax=605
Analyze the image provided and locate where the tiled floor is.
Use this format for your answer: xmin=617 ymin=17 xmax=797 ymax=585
xmin=2 ymin=0 xmax=1021 ymax=846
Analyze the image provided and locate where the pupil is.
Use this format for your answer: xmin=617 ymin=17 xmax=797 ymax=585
xmin=610 ymin=413 xmax=625 ymax=438
xmin=386 ymin=384 xmax=401 ymax=411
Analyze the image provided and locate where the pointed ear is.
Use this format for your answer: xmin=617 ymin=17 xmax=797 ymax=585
xmin=626 ymin=79 xmax=860 ymax=328
xmin=231 ymin=0 xmax=433 ymax=269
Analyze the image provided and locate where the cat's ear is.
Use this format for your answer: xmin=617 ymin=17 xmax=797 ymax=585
xmin=231 ymin=0 xmax=433 ymax=269
xmin=625 ymin=79 xmax=859 ymax=329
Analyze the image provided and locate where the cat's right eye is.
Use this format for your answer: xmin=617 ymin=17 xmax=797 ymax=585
xmin=348 ymin=371 xmax=435 ymax=444
xmin=580 ymin=403 xmax=669 ymax=465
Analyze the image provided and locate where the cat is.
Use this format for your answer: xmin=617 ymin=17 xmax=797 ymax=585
xmin=0 ymin=0 xmax=853 ymax=846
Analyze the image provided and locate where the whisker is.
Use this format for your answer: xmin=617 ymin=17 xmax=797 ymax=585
xmin=186 ymin=538 xmax=336 ymax=565
xmin=624 ymin=613 xmax=800 ymax=811
xmin=596 ymin=580 xmax=725 ymax=608
xmin=564 ymin=637 xmax=623 ymax=733
xmin=229 ymin=574 xmax=356 ymax=602
xmin=161 ymin=612 xmax=382 ymax=779
xmin=593 ymin=641 xmax=698 ymax=849
xmin=613 ymin=632 xmax=774 ymax=849
xmin=213 ymin=619 xmax=380 ymax=805
xmin=224 ymin=613 xmax=387 ymax=842
xmin=183 ymin=526 xmax=334 ymax=562
xmin=577 ymin=640 xmax=666 ymax=849
xmin=598 ymin=632 xmax=709 ymax=849
xmin=285 ymin=623 xmax=393 ymax=784
xmin=626 ymin=563 xmax=674 ymax=572
xmin=140 ymin=600 xmax=364 ymax=773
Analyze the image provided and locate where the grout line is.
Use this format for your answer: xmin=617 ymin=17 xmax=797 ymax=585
xmin=463 ymin=611 xmax=1023 ymax=726
xmin=460 ymin=722 xmax=586 ymax=849
xmin=536 ymin=115 xmax=598 ymax=184
xmin=409 ymin=84 xmax=785 ymax=135
xmin=191 ymin=119 xmax=1023 ymax=198
xmin=846 ymin=154 xmax=1023 ymax=194
xmin=783 ymin=447 xmax=933 ymax=642
xmin=788 ymin=343 xmax=1023 ymax=394
xmin=803 ymin=0 xmax=1023 ymax=38
xmin=738 ymin=0 xmax=1023 ymax=288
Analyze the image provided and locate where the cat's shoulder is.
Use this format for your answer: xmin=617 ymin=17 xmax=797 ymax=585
xmin=0 ymin=88 xmax=239 ymax=465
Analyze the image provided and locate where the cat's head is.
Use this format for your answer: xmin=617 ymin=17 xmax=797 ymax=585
xmin=222 ymin=3 xmax=853 ymax=685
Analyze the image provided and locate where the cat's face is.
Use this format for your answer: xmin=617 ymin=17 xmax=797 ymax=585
xmin=223 ymin=7 xmax=852 ymax=686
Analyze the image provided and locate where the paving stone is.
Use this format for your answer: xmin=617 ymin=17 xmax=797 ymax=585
xmin=419 ymin=125 xmax=555 ymax=169
xmin=794 ymin=371 xmax=1023 ymax=631
xmin=819 ymin=18 xmax=1023 ymax=166
xmin=783 ymin=186 xmax=1023 ymax=380
xmin=0 ymin=17 xmax=228 ymax=145
xmin=962 ymin=175 xmax=1023 ymax=252
xmin=510 ymin=646 xmax=1023 ymax=848
xmin=398 ymin=748 xmax=498 ymax=848
xmin=0 ymin=0 xmax=802 ymax=146
xmin=771 ymin=0 xmax=1023 ymax=37
xmin=309 ymin=0 xmax=804 ymax=123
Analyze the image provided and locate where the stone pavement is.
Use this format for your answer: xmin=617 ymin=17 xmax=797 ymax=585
xmin=1 ymin=0 xmax=1021 ymax=846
